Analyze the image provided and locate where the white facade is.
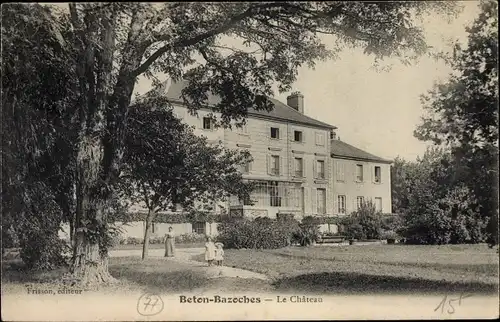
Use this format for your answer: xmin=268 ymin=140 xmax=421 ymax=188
xmin=120 ymin=84 xmax=393 ymax=238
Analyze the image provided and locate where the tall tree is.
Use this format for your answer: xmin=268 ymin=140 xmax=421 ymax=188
xmin=395 ymin=148 xmax=486 ymax=245
xmin=414 ymin=0 xmax=498 ymax=245
xmin=120 ymin=97 xmax=253 ymax=259
xmin=1 ymin=4 xmax=78 ymax=267
xmin=5 ymin=2 xmax=460 ymax=285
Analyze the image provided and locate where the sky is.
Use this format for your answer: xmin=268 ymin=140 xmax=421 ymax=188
xmin=132 ymin=1 xmax=481 ymax=161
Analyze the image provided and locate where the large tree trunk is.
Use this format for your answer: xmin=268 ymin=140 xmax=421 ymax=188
xmin=141 ymin=210 xmax=156 ymax=260
xmin=71 ymin=135 xmax=116 ymax=286
xmin=67 ymin=5 xmax=149 ymax=286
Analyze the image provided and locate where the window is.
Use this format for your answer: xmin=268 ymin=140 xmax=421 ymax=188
xmin=317 ymin=188 xmax=326 ymax=214
xmin=356 ymin=196 xmax=364 ymax=210
xmin=375 ymin=197 xmax=382 ymax=212
xmin=271 ymin=155 xmax=280 ymax=175
xmin=235 ymin=180 xmax=301 ymax=208
xmin=241 ymin=161 xmax=251 ymax=174
xmin=315 ymin=132 xmax=325 ymax=146
xmin=269 ymin=181 xmax=282 ymax=207
xmin=336 ymin=161 xmax=345 ymax=181
xmin=316 ymin=160 xmax=325 ymax=179
xmin=374 ymin=166 xmax=381 ymax=183
xmin=203 ymin=117 xmax=214 ymax=130
xmin=193 ymin=222 xmax=206 ymax=234
xmin=270 ymin=127 xmax=280 ymax=139
xmin=356 ymin=164 xmax=364 ymax=182
xmin=294 ymin=130 xmax=303 ymax=142
xmin=338 ymin=195 xmax=346 ymax=214
xmin=294 ymin=157 xmax=303 ymax=177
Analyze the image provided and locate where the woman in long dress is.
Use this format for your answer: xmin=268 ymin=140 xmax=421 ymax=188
xmin=164 ymin=226 xmax=175 ymax=257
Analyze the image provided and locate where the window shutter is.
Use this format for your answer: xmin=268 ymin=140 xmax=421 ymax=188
xmin=267 ymin=155 xmax=272 ymax=175
xmin=303 ymin=187 xmax=308 ymax=213
xmin=372 ymin=166 xmax=375 ymax=183
xmin=326 ymin=188 xmax=332 ymax=215
xmin=341 ymin=162 xmax=345 ymax=181
xmin=279 ymin=156 xmax=283 ymax=176
xmin=302 ymin=131 xmax=306 ymax=143
xmin=313 ymin=160 xmax=317 ymax=179
xmin=302 ymin=158 xmax=306 ymax=178
xmin=311 ymin=189 xmax=317 ymax=215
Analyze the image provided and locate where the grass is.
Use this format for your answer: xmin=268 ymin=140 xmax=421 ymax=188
xmin=110 ymin=242 xmax=204 ymax=250
xmin=191 ymin=244 xmax=499 ymax=295
xmin=3 ymin=244 xmax=498 ymax=296
xmin=1 ymin=256 xmax=272 ymax=296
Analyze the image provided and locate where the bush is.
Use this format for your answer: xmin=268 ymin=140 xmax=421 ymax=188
xmin=380 ymin=230 xmax=400 ymax=240
xmin=20 ymin=232 xmax=70 ymax=270
xmin=292 ymin=216 xmax=321 ymax=246
xmin=217 ymin=216 xmax=299 ymax=249
xmin=1 ymin=225 xmax=20 ymax=251
xmin=122 ymin=237 xmax=143 ymax=245
xmin=401 ymin=185 xmax=487 ymax=245
xmin=341 ymin=201 xmax=383 ymax=240
xmin=175 ymin=233 xmax=206 ymax=244
xmin=148 ymin=236 xmax=163 ymax=244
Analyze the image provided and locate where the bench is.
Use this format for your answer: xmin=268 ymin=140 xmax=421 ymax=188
xmin=317 ymin=235 xmax=346 ymax=244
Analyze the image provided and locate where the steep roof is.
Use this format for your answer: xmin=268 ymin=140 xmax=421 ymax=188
xmin=330 ymin=139 xmax=392 ymax=164
xmin=162 ymin=80 xmax=336 ymax=130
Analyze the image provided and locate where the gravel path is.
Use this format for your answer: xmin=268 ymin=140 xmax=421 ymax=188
xmin=109 ymin=248 xmax=269 ymax=281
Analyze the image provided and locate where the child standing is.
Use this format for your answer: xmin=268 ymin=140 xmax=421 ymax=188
xmin=214 ymin=242 xmax=224 ymax=266
xmin=204 ymin=236 xmax=216 ymax=266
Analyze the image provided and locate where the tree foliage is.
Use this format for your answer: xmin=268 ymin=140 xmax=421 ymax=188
xmin=119 ymin=96 xmax=253 ymax=258
xmin=414 ymin=0 xmax=498 ymax=245
xmin=121 ymin=96 xmax=253 ymax=214
xmin=392 ymin=148 xmax=488 ymax=244
xmin=1 ymin=4 xmax=78 ymax=266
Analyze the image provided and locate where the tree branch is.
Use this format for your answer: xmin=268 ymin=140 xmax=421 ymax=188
xmin=130 ymin=2 xmax=300 ymax=78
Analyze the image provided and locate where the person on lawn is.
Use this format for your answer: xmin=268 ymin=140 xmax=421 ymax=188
xmin=214 ymin=242 xmax=224 ymax=266
xmin=164 ymin=226 xmax=175 ymax=257
xmin=205 ymin=236 xmax=216 ymax=266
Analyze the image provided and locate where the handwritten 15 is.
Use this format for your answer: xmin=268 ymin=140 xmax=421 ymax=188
xmin=434 ymin=293 xmax=473 ymax=315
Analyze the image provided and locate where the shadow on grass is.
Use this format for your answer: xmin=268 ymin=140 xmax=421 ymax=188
xmin=1 ymin=259 xmax=69 ymax=284
xmin=272 ymin=271 xmax=499 ymax=296
xmin=108 ymin=257 xmax=212 ymax=293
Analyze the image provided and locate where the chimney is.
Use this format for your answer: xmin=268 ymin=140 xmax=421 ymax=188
xmin=287 ymin=91 xmax=304 ymax=113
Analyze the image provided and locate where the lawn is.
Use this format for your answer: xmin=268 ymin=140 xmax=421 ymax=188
xmin=1 ymin=256 xmax=272 ymax=296
xmin=192 ymin=244 xmax=499 ymax=295
xmin=3 ymin=244 xmax=498 ymax=297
